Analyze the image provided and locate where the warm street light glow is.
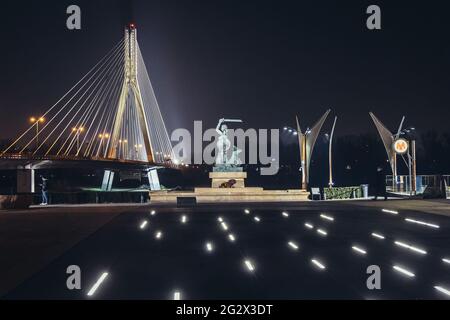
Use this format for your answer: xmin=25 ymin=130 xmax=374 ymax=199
xmin=30 ymin=116 xmax=45 ymax=123
xmin=72 ymin=127 xmax=84 ymax=132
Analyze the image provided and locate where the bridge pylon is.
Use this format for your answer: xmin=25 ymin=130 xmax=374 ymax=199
xmin=108 ymin=24 xmax=154 ymax=162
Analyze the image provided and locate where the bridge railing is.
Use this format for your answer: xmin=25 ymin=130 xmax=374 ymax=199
xmin=0 ymin=153 xmax=179 ymax=168
xmin=0 ymin=153 xmax=145 ymax=164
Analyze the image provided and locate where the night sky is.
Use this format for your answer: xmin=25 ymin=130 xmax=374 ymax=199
xmin=1 ymin=0 xmax=449 ymax=140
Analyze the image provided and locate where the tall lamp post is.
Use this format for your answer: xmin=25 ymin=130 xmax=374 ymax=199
xmin=295 ymin=110 xmax=331 ymax=190
xmin=328 ymin=116 xmax=337 ymax=188
xmin=30 ymin=116 xmax=45 ymax=150
xmin=397 ymin=127 xmax=417 ymax=195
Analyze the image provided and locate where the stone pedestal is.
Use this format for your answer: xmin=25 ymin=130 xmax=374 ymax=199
xmin=150 ymin=188 xmax=310 ymax=203
xmin=209 ymin=171 xmax=247 ymax=188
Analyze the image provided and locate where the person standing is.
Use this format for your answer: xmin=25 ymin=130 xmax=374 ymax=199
xmin=373 ymin=166 xmax=387 ymax=201
xmin=40 ymin=176 xmax=48 ymax=205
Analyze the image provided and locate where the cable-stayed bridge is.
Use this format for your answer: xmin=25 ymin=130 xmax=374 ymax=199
xmin=1 ymin=24 xmax=174 ymax=168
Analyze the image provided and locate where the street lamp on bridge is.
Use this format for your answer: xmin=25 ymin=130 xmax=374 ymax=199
xmin=72 ymin=127 xmax=84 ymax=155
xmin=29 ymin=116 xmax=45 ymax=151
xmin=98 ymin=133 xmax=110 ymax=157
xmin=118 ymin=139 xmax=128 ymax=159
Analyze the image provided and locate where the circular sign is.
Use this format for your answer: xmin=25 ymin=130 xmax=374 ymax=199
xmin=393 ymin=138 xmax=409 ymax=154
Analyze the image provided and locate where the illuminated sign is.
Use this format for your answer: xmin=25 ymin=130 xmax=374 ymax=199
xmin=393 ymin=138 xmax=409 ymax=154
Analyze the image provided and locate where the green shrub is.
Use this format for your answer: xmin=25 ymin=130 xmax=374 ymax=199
xmin=324 ymin=186 xmax=362 ymax=200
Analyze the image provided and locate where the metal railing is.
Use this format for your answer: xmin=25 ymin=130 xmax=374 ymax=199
xmin=444 ymin=175 xmax=450 ymax=199
xmin=386 ymin=175 xmax=448 ymax=197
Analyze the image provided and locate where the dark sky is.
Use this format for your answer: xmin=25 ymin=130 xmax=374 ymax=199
xmin=1 ymin=0 xmax=449 ymax=140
